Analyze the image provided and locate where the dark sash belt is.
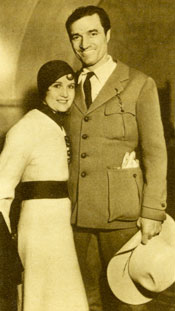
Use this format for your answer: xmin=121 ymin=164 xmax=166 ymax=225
xmin=10 ymin=181 xmax=69 ymax=236
xmin=18 ymin=181 xmax=69 ymax=200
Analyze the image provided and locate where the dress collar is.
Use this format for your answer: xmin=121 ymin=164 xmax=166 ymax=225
xmin=37 ymin=104 xmax=68 ymax=128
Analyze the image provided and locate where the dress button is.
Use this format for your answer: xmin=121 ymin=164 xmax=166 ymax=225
xmin=11 ymin=233 xmax=17 ymax=240
xmin=84 ymin=116 xmax=89 ymax=122
xmin=161 ymin=203 xmax=166 ymax=207
xmin=82 ymin=134 xmax=88 ymax=139
xmin=133 ymin=173 xmax=137 ymax=178
xmin=81 ymin=153 xmax=87 ymax=158
xmin=81 ymin=171 xmax=86 ymax=177
xmin=65 ymin=135 xmax=70 ymax=142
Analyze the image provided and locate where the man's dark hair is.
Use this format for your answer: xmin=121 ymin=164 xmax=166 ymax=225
xmin=66 ymin=5 xmax=111 ymax=38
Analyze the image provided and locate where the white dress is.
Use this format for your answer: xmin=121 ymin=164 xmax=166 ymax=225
xmin=0 ymin=109 xmax=88 ymax=311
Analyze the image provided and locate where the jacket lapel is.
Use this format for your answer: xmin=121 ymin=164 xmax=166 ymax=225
xmin=74 ymin=60 xmax=130 ymax=115
xmin=88 ymin=60 xmax=129 ymax=113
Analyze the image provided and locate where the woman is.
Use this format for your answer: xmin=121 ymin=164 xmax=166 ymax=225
xmin=0 ymin=60 xmax=88 ymax=311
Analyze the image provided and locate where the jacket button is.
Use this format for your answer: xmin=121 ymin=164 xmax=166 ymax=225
xmin=81 ymin=171 xmax=86 ymax=177
xmin=84 ymin=116 xmax=89 ymax=122
xmin=81 ymin=153 xmax=87 ymax=158
xmin=82 ymin=134 xmax=88 ymax=139
xmin=161 ymin=203 xmax=166 ymax=207
xmin=133 ymin=173 xmax=137 ymax=178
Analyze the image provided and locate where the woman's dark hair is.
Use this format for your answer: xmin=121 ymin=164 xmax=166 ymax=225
xmin=66 ymin=5 xmax=111 ymax=38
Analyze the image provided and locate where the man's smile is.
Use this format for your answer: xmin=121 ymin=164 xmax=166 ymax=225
xmin=80 ymin=49 xmax=95 ymax=55
xmin=56 ymin=100 xmax=68 ymax=103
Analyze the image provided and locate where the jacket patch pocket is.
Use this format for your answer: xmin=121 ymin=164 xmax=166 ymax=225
xmin=104 ymin=98 xmax=137 ymax=140
xmin=107 ymin=167 xmax=143 ymax=222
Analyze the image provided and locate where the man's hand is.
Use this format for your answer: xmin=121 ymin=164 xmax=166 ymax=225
xmin=137 ymin=217 xmax=162 ymax=245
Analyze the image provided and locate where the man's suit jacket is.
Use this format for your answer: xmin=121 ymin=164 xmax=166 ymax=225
xmin=65 ymin=60 xmax=167 ymax=230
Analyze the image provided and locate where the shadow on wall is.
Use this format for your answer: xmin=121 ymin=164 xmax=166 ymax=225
xmin=22 ymin=87 xmax=40 ymax=112
xmin=167 ymin=143 xmax=175 ymax=218
xmin=157 ymin=81 xmax=175 ymax=218
xmin=158 ymin=81 xmax=174 ymax=144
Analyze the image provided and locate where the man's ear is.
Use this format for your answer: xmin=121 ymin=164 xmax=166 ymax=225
xmin=106 ymin=29 xmax=111 ymax=43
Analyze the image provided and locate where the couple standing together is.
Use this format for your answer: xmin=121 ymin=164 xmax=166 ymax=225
xmin=0 ymin=5 xmax=167 ymax=311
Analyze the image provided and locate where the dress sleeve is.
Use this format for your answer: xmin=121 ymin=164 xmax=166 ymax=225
xmin=0 ymin=119 xmax=33 ymax=229
xmin=136 ymin=77 xmax=167 ymax=221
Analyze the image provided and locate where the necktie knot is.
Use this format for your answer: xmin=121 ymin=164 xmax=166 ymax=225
xmin=86 ymin=71 xmax=94 ymax=80
xmin=83 ymin=72 xmax=94 ymax=109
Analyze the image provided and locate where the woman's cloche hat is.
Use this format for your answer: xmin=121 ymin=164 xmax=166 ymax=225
xmin=37 ymin=60 xmax=75 ymax=99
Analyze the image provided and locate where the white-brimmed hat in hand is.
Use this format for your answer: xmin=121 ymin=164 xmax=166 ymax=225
xmin=107 ymin=214 xmax=175 ymax=305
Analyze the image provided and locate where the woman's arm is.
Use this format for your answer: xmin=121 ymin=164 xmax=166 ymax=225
xmin=0 ymin=118 xmax=33 ymax=230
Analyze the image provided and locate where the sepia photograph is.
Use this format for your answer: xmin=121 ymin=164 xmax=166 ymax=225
xmin=0 ymin=0 xmax=175 ymax=310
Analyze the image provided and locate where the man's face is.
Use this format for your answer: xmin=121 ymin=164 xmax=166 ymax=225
xmin=70 ymin=14 xmax=110 ymax=69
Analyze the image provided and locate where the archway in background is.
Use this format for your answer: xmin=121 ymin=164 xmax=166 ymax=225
xmin=15 ymin=0 xmax=98 ymax=102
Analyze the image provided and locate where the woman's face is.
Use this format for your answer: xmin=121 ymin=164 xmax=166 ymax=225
xmin=44 ymin=74 xmax=75 ymax=112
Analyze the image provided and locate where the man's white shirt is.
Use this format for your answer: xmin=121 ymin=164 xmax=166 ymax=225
xmin=78 ymin=55 xmax=117 ymax=102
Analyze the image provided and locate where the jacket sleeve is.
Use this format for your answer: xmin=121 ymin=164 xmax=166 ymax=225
xmin=136 ymin=77 xmax=167 ymax=221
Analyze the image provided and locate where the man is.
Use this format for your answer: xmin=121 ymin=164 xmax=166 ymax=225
xmin=65 ymin=5 xmax=167 ymax=311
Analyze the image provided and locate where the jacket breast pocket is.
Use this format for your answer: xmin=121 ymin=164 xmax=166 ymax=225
xmin=103 ymin=98 xmax=137 ymax=140
xmin=107 ymin=167 xmax=143 ymax=222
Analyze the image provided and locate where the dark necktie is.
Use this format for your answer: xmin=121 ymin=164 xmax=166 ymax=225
xmin=83 ymin=72 xmax=94 ymax=109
